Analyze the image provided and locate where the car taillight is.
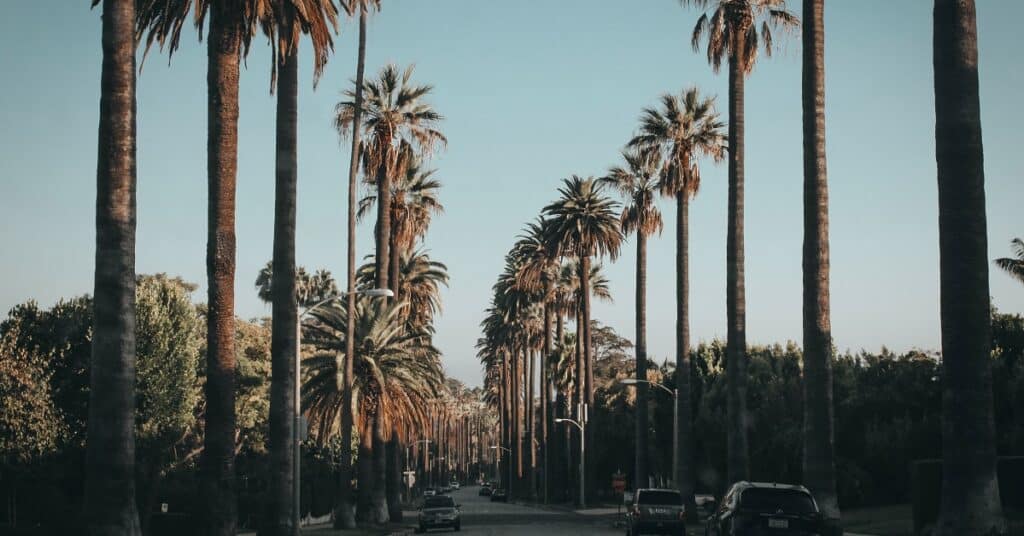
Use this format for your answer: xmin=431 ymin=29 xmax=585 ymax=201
xmin=632 ymin=506 xmax=641 ymax=517
xmin=678 ymin=508 xmax=687 ymax=521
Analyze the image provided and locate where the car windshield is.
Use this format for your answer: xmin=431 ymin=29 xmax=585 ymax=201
xmin=739 ymin=488 xmax=817 ymax=514
xmin=638 ymin=491 xmax=682 ymax=505
xmin=424 ymin=496 xmax=455 ymax=508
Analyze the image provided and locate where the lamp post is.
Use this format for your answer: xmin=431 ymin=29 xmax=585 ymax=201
xmin=406 ymin=439 xmax=431 ymax=501
xmin=489 ymin=446 xmax=512 ymax=492
xmin=295 ymin=288 xmax=393 ymax=530
xmin=555 ymin=413 xmax=586 ymax=509
xmin=620 ymin=378 xmax=678 ymax=489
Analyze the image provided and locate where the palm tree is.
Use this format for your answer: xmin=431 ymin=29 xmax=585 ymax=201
xmin=137 ymin=2 xmax=264 ymax=531
xmin=800 ymin=0 xmax=839 ymax=525
xmin=335 ymin=64 xmax=446 ymax=295
xmin=683 ymin=0 xmax=797 ymax=483
xmin=262 ymin=2 xmax=339 ymax=534
xmin=302 ymin=297 xmax=443 ymax=524
xmin=357 ymin=250 xmax=449 ymax=329
xmin=628 ymin=86 xmax=725 ymax=502
xmin=543 ymin=177 xmax=622 ymax=505
xmin=359 ymin=156 xmax=445 ymax=293
xmin=511 ymin=218 xmax=558 ymax=502
xmin=599 ymin=147 xmax=664 ymax=490
xmin=335 ymin=1 xmax=380 ymax=526
xmin=995 ymin=238 xmax=1024 ymax=285
xmin=932 ymin=1 xmax=1006 ymax=533
xmin=86 ymin=0 xmax=139 ymax=533
xmin=255 ymin=262 xmax=339 ymax=306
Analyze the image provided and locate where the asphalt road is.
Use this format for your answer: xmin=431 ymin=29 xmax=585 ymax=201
xmin=410 ymin=486 xmax=623 ymax=536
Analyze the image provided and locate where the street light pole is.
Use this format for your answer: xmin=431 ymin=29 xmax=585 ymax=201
xmin=490 ymin=446 xmax=512 ymax=492
xmin=621 ymin=379 xmax=678 ymax=488
xmin=407 ymin=439 xmax=431 ymax=502
xmin=554 ymin=415 xmax=585 ymax=509
xmin=294 ymin=288 xmax=393 ymax=531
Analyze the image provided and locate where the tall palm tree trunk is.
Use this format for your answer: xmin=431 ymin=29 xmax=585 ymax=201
xmin=372 ymin=415 xmax=388 ymax=523
xmin=527 ymin=348 xmax=536 ymax=498
xmin=725 ymin=38 xmax=751 ymax=485
xmin=375 ymin=164 xmax=391 ymax=291
xmin=541 ymin=295 xmax=552 ymax=503
xmin=336 ymin=10 xmax=367 ymax=530
xmin=386 ymin=428 xmax=402 ymax=522
xmin=511 ymin=350 xmax=522 ymax=495
xmin=554 ymin=313 xmax=568 ymax=502
xmin=635 ymin=231 xmax=649 ymax=489
xmin=356 ymin=412 xmax=375 ymax=523
xmin=933 ymin=1 xmax=1006 ymax=533
xmin=388 ymin=231 xmax=400 ymax=294
xmin=579 ymin=255 xmax=594 ymax=504
xmin=267 ymin=46 xmax=299 ymax=536
xmin=801 ymin=0 xmax=840 ymax=527
xmin=675 ymin=192 xmax=696 ymax=508
xmin=202 ymin=6 xmax=240 ymax=535
xmin=86 ymin=0 xmax=140 ymax=532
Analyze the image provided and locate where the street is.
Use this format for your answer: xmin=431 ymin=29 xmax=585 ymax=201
xmin=407 ymin=486 xmax=623 ymax=536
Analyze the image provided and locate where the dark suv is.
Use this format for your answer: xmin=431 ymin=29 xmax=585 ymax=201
xmin=705 ymin=482 xmax=823 ymax=535
xmin=626 ymin=488 xmax=686 ymax=536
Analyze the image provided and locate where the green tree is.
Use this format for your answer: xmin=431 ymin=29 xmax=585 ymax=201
xmin=932 ymin=0 xmax=1005 ymax=533
xmin=600 ymin=147 xmax=663 ymax=488
xmin=683 ymin=0 xmax=797 ymax=484
xmin=133 ymin=275 xmax=202 ymax=534
xmin=88 ymin=0 xmax=140 ymax=532
xmin=0 ymin=325 xmax=63 ymax=528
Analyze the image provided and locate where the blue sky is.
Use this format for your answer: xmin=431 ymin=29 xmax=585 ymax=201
xmin=1 ymin=1 xmax=1021 ymax=387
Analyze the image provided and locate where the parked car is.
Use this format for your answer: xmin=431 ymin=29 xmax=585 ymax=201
xmin=423 ymin=487 xmax=437 ymax=497
xmin=704 ymin=482 xmax=823 ymax=536
xmin=479 ymin=485 xmax=492 ymax=496
xmin=625 ymin=488 xmax=686 ymax=536
xmin=439 ymin=485 xmax=451 ymax=494
xmin=416 ymin=494 xmax=461 ymax=533
xmin=694 ymin=494 xmax=717 ymax=521
xmin=490 ymin=488 xmax=508 ymax=502
xmin=450 ymin=481 xmax=461 ymax=490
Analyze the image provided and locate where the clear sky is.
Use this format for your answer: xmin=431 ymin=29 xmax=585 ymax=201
xmin=1 ymin=1 xmax=1021 ymax=387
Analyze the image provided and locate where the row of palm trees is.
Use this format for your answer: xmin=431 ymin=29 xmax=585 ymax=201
xmin=88 ymin=0 xmax=482 ymax=534
xmin=475 ymin=1 xmax=1006 ymax=534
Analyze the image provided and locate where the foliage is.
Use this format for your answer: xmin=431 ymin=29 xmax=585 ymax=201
xmin=994 ymin=237 xmax=1024 ymax=285
xmin=0 ymin=324 xmax=63 ymax=466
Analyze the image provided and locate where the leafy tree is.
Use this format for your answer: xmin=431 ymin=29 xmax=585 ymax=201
xmin=0 ymin=324 xmax=63 ymax=527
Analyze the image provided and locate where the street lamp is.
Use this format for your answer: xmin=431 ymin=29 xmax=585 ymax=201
xmin=555 ymin=415 xmax=586 ymax=509
xmin=406 ymin=439 xmax=431 ymax=501
xmin=489 ymin=445 xmax=512 ymax=493
xmin=620 ymin=378 xmax=678 ymax=489
xmin=294 ymin=287 xmax=393 ymax=530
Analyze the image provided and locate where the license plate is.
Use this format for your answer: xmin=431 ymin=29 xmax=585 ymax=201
xmin=653 ymin=508 xmax=668 ymax=514
xmin=768 ymin=518 xmax=788 ymax=529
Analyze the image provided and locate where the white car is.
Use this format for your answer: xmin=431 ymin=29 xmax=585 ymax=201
xmin=424 ymin=488 xmax=437 ymax=497
xmin=450 ymin=481 xmax=460 ymax=490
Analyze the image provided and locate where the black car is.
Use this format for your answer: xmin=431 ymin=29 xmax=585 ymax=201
xmin=479 ymin=485 xmax=492 ymax=496
xmin=626 ymin=488 xmax=686 ymax=536
xmin=417 ymin=495 xmax=461 ymax=533
xmin=490 ymin=488 xmax=508 ymax=502
xmin=705 ymin=482 xmax=823 ymax=535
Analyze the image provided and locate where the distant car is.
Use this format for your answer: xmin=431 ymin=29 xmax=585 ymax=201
xmin=439 ymin=485 xmax=451 ymax=494
xmin=704 ymin=481 xmax=823 ymax=536
xmin=490 ymin=488 xmax=508 ymax=502
xmin=694 ymin=494 xmax=717 ymax=521
xmin=479 ymin=485 xmax=492 ymax=497
xmin=450 ymin=481 xmax=460 ymax=490
xmin=626 ymin=488 xmax=686 ymax=536
xmin=423 ymin=488 xmax=437 ymax=497
xmin=417 ymin=494 xmax=461 ymax=533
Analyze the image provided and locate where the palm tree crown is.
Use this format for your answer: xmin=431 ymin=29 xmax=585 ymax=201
xmin=628 ymin=87 xmax=726 ymax=200
xmin=542 ymin=176 xmax=623 ymax=261
xmin=995 ymin=238 xmax=1024 ymax=284
xmin=600 ymin=147 xmax=664 ymax=239
xmin=359 ymin=157 xmax=445 ymax=250
xmin=684 ymin=0 xmax=799 ymax=74
xmin=334 ymin=64 xmax=447 ymax=182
